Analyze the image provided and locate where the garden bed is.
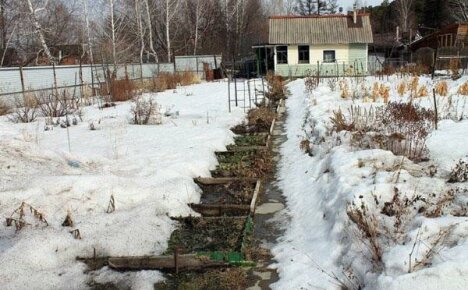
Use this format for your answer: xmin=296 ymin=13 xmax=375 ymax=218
xmin=165 ymin=216 xmax=249 ymax=254
xmin=226 ymin=133 xmax=269 ymax=150
xmin=154 ymin=267 xmax=247 ymax=290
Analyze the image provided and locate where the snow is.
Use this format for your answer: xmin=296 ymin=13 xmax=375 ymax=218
xmin=0 ymin=81 xmax=245 ymax=289
xmin=273 ymin=75 xmax=468 ymax=290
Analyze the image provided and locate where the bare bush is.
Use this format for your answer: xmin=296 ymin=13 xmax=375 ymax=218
xmin=35 ymin=90 xmax=76 ymax=118
xmin=448 ymin=159 xmax=468 ymax=183
xmin=304 ymin=70 xmax=319 ymax=94
xmin=9 ymin=94 xmax=38 ymax=123
xmin=130 ymin=96 xmax=162 ymax=125
xmin=0 ymin=100 xmax=10 ymax=115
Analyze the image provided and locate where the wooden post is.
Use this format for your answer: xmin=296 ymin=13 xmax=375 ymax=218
xmin=174 ymin=247 xmax=179 ymax=274
xmin=79 ymin=57 xmax=84 ymax=102
xmin=19 ymin=66 xmax=25 ymax=99
xmin=432 ymin=89 xmax=438 ymax=130
xmin=228 ymin=76 xmax=231 ymax=113
xmin=52 ymin=63 xmax=58 ymax=95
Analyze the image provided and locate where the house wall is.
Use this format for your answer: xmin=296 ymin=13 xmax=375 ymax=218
xmin=275 ymin=44 xmax=368 ymax=77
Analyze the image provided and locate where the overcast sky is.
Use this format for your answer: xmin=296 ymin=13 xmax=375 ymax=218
xmin=337 ymin=0 xmax=386 ymax=11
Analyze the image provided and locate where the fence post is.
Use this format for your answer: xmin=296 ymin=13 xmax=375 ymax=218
xmin=79 ymin=58 xmax=84 ymax=102
xmin=52 ymin=63 xmax=58 ymax=95
xmin=19 ymin=66 xmax=26 ymax=99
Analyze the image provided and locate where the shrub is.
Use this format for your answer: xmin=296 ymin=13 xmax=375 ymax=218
xmin=265 ymin=72 xmax=287 ymax=102
xmin=9 ymin=94 xmax=38 ymax=123
xmin=130 ymin=96 xmax=162 ymax=125
xmin=178 ymin=71 xmax=200 ymax=86
xmin=153 ymin=72 xmax=178 ymax=91
xmin=101 ymin=76 xmax=135 ymax=102
xmin=448 ymin=159 xmax=468 ymax=183
xmin=35 ymin=90 xmax=75 ymax=118
xmin=417 ymin=85 xmax=428 ymax=97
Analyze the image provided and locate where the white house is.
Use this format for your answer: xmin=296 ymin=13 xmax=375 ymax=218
xmin=267 ymin=12 xmax=373 ymax=77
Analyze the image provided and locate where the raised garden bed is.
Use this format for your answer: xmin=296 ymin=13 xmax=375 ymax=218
xmin=211 ymin=150 xmax=273 ymax=178
xmin=154 ymin=267 xmax=247 ymax=290
xmin=166 ymin=216 xmax=249 ymax=254
xmin=226 ymin=133 xmax=269 ymax=151
xmin=196 ymin=179 xmax=256 ymax=205
xmin=191 ymin=178 xmax=261 ymax=217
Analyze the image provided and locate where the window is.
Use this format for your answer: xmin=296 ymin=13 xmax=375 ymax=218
xmin=277 ymin=46 xmax=288 ymax=64
xmin=298 ymin=45 xmax=310 ymax=64
xmin=323 ymin=50 xmax=336 ymax=63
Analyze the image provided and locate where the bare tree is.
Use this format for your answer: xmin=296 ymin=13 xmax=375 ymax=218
xmin=395 ymin=0 xmax=414 ymax=33
xmin=82 ymin=0 xmax=94 ymax=64
xmin=142 ymin=0 xmax=158 ymax=62
xmin=161 ymin=0 xmax=180 ymax=61
xmin=25 ymin=0 xmax=56 ymax=64
xmin=134 ymin=0 xmax=145 ymax=67
xmin=449 ymin=0 xmax=468 ymax=22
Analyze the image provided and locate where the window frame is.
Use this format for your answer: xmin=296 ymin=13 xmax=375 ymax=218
xmin=323 ymin=50 xmax=336 ymax=63
xmin=298 ymin=45 xmax=310 ymax=64
xmin=276 ymin=46 xmax=288 ymax=64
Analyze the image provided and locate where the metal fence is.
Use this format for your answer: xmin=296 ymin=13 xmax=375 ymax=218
xmin=0 ymin=55 xmax=222 ymax=99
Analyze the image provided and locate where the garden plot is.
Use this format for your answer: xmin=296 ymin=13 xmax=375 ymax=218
xmin=273 ymin=75 xmax=468 ymax=290
xmin=0 ymin=81 xmax=246 ymax=289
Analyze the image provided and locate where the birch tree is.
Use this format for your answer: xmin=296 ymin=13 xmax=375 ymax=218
xmin=25 ymin=0 xmax=56 ymax=64
xmin=142 ymin=0 xmax=158 ymax=62
xmin=134 ymin=0 xmax=145 ymax=67
xmin=395 ymin=0 xmax=414 ymax=33
xmin=82 ymin=0 xmax=94 ymax=64
xmin=163 ymin=0 xmax=180 ymax=61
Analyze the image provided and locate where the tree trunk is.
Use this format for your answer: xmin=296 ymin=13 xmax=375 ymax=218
xmin=143 ymin=0 xmax=158 ymax=62
xmin=26 ymin=0 xmax=56 ymax=65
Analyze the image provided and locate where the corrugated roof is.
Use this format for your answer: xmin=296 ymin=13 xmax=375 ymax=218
xmin=269 ymin=14 xmax=373 ymax=44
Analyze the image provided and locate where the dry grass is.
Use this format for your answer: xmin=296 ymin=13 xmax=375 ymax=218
xmin=265 ymin=72 xmax=287 ymax=102
xmin=371 ymin=82 xmax=379 ymax=101
xmin=102 ymin=77 xmax=135 ymax=102
xmin=247 ymin=106 xmax=276 ymax=127
xmin=435 ymin=81 xmax=448 ymax=96
xmin=417 ymin=85 xmax=428 ymax=97
xmin=457 ymin=82 xmax=468 ymax=95
xmin=0 ymin=100 xmax=10 ymax=115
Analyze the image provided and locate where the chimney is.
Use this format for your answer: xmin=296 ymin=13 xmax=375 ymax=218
xmin=353 ymin=4 xmax=357 ymax=24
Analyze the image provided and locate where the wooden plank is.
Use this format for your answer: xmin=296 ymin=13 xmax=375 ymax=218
xmin=250 ymin=180 xmax=262 ymax=213
xmin=103 ymin=254 xmax=228 ymax=271
xmin=218 ymin=146 xmax=268 ymax=153
xmin=194 ymin=177 xmax=258 ymax=185
xmin=189 ymin=203 xmax=250 ymax=217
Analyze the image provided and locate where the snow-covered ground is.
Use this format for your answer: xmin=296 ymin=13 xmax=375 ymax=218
xmin=0 ymin=81 xmax=245 ymax=289
xmin=273 ymin=75 xmax=468 ymax=290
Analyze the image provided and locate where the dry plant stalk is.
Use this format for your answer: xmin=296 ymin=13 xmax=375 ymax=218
xmin=371 ymin=82 xmax=379 ymax=101
xmin=417 ymin=85 xmax=428 ymax=97
xmin=340 ymin=81 xmax=350 ymax=99
xmin=409 ymin=77 xmax=419 ymax=98
xmin=299 ymin=139 xmax=311 ymax=153
xmin=70 ymin=229 xmax=82 ymax=240
xmin=6 ymin=202 xmax=48 ymax=232
xmin=397 ymin=81 xmax=407 ymax=97
xmin=62 ymin=211 xmax=74 ymax=227
xmin=457 ymin=82 xmax=468 ymax=95
xmin=107 ymin=194 xmax=116 ymax=213
xmin=435 ymin=81 xmax=448 ymax=96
